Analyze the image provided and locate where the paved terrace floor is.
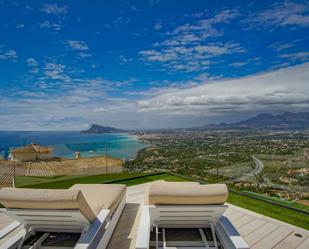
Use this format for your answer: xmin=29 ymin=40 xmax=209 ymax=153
xmin=0 ymin=183 xmax=308 ymax=249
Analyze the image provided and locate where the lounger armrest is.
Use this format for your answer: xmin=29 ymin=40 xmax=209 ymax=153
xmin=75 ymin=209 xmax=110 ymax=249
xmin=216 ymin=216 xmax=249 ymax=249
xmin=135 ymin=206 xmax=151 ymax=249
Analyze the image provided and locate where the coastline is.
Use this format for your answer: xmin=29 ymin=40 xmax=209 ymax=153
xmin=0 ymin=131 xmax=147 ymax=161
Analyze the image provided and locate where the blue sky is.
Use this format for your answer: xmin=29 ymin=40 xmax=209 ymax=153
xmin=0 ymin=0 xmax=309 ymax=130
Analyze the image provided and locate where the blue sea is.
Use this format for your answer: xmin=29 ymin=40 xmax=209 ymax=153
xmin=0 ymin=131 xmax=147 ymax=160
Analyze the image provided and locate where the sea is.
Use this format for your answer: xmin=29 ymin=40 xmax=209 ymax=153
xmin=0 ymin=131 xmax=148 ymax=160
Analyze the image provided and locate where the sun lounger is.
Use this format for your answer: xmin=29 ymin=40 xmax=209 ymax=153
xmin=136 ymin=181 xmax=249 ymax=249
xmin=0 ymin=184 xmax=126 ymax=249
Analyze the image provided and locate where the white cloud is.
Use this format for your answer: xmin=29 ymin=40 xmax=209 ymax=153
xmin=1 ymin=64 xmax=308 ymax=130
xmin=44 ymin=63 xmax=67 ymax=80
xmin=268 ymin=40 xmax=300 ymax=51
xmin=0 ymin=74 xmax=139 ymax=130
xmin=137 ymin=63 xmax=309 ymax=116
xmin=40 ymin=3 xmax=67 ymax=17
xmin=26 ymin=58 xmax=39 ymax=66
xmin=139 ymin=9 xmax=243 ymax=72
xmin=78 ymin=52 xmax=91 ymax=58
xmin=93 ymin=107 xmax=106 ymax=112
xmin=67 ymin=40 xmax=89 ymax=51
xmin=0 ymin=49 xmax=17 ymax=61
xmin=26 ymin=58 xmax=39 ymax=73
xmin=279 ymin=51 xmax=309 ymax=61
xmin=113 ymin=17 xmax=130 ymax=25
xmin=247 ymin=1 xmax=309 ymax=28
xmin=172 ymin=9 xmax=239 ymax=35
xmin=66 ymin=40 xmax=91 ymax=58
xmin=229 ymin=62 xmax=247 ymax=67
xmin=140 ymin=41 xmax=244 ymax=72
xmin=40 ymin=20 xmax=62 ymax=31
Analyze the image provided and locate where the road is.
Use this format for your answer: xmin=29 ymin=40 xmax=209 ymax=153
xmin=247 ymin=156 xmax=264 ymax=176
xmin=237 ymin=156 xmax=264 ymax=181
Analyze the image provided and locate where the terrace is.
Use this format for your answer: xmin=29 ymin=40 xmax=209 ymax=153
xmin=0 ymin=172 xmax=308 ymax=249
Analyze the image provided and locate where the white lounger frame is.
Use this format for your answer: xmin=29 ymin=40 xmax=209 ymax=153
xmin=136 ymin=205 xmax=249 ymax=249
xmin=0 ymin=194 xmax=126 ymax=249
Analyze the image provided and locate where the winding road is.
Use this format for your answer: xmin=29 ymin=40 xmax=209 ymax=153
xmin=247 ymin=156 xmax=264 ymax=176
xmin=238 ymin=156 xmax=264 ymax=181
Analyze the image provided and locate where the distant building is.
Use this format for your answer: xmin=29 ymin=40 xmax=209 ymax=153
xmin=75 ymin=151 xmax=81 ymax=159
xmin=9 ymin=143 xmax=54 ymax=162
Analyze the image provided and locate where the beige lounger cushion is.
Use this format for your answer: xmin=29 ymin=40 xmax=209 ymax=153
xmin=0 ymin=187 xmax=96 ymax=222
xmin=150 ymin=180 xmax=200 ymax=186
xmin=0 ymin=184 xmax=126 ymax=222
xmin=145 ymin=180 xmax=200 ymax=204
xmin=148 ymin=183 xmax=228 ymax=205
xmin=70 ymin=184 xmax=126 ymax=215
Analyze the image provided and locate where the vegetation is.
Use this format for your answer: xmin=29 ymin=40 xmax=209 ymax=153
xmin=127 ymin=130 xmax=309 ymax=202
xmin=242 ymin=190 xmax=309 ymax=212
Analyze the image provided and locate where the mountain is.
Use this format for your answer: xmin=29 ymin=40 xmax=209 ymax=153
xmin=81 ymin=124 xmax=124 ymax=134
xmin=202 ymin=112 xmax=309 ymax=130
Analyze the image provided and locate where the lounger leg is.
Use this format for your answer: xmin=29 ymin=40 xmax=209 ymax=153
xmin=31 ymin=233 xmax=49 ymax=249
xmin=210 ymin=222 xmax=218 ymax=249
xmin=155 ymin=225 xmax=159 ymax=249
xmin=162 ymin=228 xmax=166 ymax=249
xmin=199 ymin=228 xmax=210 ymax=249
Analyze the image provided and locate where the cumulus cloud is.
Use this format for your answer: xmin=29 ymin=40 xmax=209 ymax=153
xmin=137 ymin=63 xmax=309 ymax=116
xmin=268 ymin=40 xmax=300 ymax=51
xmin=139 ymin=9 xmax=243 ymax=72
xmin=40 ymin=20 xmax=62 ymax=31
xmin=1 ymin=63 xmax=308 ymax=130
xmin=247 ymin=1 xmax=309 ymax=28
xmin=229 ymin=62 xmax=247 ymax=67
xmin=26 ymin=58 xmax=39 ymax=73
xmin=93 ymin=107 xmax=106 ymax=112
xmin=66 ymin=40 xmax=91 ymax=58
xmin=0 ymin=48 xmax=17 ymax=61
xmin=44 ymin=63 xmax=67 ymax=80
xmin=279 ymin=51 xmax=309 ymax=61
xmin=26 ymin=58 xmax=39 ymax=66
xmin=40 ymin=3 xmax=67 ymax=17
xmin=0 ymin=74 xmax=139 ymax=130
xmin=66 ymin=40 xmax=89 ymax=51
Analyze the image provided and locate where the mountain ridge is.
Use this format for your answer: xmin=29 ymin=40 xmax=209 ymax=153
xmin=82 ymin=112 xmax=309 ymax=133
xmin=203 ymin=112 xmax=309 ymax=129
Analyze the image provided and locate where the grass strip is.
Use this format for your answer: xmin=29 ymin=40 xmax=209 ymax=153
xmin=228 ymin=191 xmax=309 ymax=230
xmin=18 ymin=173 xmax=148 ymax=189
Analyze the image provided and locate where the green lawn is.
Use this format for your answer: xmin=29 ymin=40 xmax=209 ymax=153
xmin=227 ymin=192 xmax=309 ymax=230
xmin=242 ymin=190 xmax=309 ymax=213
xmin=16 ymin=172 xmax=188 ymax=189
xmin=16 ymin=173 xmax=148 ymax=189
xmin=3 ymin=172 xmax=309 ymax=230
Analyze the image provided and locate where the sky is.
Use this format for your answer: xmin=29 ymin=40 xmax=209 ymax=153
xmin=0 ymin=0 xmax=309 ymax=130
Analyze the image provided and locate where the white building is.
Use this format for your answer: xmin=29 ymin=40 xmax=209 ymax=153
xmin=9 ymin=143 xmax=54 ymax=162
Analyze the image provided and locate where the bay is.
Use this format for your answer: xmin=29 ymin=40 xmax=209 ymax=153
xmin=0 ymin=131 xmax=147 ymax=160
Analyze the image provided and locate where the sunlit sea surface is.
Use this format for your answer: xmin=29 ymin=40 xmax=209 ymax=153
xmin=0 ymin=131 xmax=147 ymax=160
